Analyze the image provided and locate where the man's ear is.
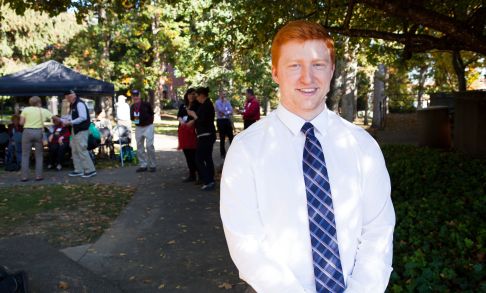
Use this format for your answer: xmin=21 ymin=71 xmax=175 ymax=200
xmin=271 ymin=66 xmax=279 ymax=84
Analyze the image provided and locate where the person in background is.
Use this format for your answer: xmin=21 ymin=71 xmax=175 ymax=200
xmin=61 ymin=90 xmax=97 ymax=178
xmin=6 ymin=115 xmax=23 ymax=167
xmin=0 ymin=124 xmax=9 ymax=164
xmin=130 ymin=89 xmax=156 ymax=173
xmin=241 ymin=88 xmax=260 ymax=129
xmin=116 ymin=94 xmax=132 ymax=130
xmin=215 ymin=90 xmax=234 ymax=159
xmin=47 ymin=118 xmax=71 ymax=171
xmin=177 ymin=88 xmax=200 ymax=182
xmin=187 ymin=86 xmax=216 ymax=191
xmin=19 ymin=96 xmax=55 ymax=181
xmin=220 ymin=20 xmax=395 ymax=292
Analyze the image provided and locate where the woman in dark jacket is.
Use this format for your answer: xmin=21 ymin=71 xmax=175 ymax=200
xmin=177 ymin=88 xmax=200 ymax=182
xmin=187 ymin=87 xmax=216 ymax=191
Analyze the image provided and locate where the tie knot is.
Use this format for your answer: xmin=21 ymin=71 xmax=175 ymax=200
xmin=301 ymin=122 xmax=315 ymax=137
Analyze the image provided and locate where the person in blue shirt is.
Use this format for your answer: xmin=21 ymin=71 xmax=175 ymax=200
xmin=214 ymin=90 xmax=234 ymax=159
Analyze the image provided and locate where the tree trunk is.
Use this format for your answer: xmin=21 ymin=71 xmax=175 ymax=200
xmin=372 ymin=64 xmax=386 ymax=128
xmin=364 ymin=92 xmax=370 ymax=126
xmin=151 ymin=12 xmax=163 ymax=122
xmin=452 ymin=50 xmax=467 ymax=92
xmin=98 ymin=1 xmax=113 ymax=120
xmin=327 ymin=57 xmax=343 ymax=112
xmin=340 ymin=38 xmax=359 ymax=122
xmin=98 ymin=1 xmax=111 ymax=81
xmin=416 ymin=65 xmax=427 ymax=109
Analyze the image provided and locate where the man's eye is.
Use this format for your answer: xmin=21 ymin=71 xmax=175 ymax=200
xmin=314 ymin=63 xmax=326 ymax=69
xmin=288 ymin=64 xmax=300 ymax=69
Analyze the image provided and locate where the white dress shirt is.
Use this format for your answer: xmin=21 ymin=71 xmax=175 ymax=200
xmin=220 ymin=104 xmax=395 ymax=293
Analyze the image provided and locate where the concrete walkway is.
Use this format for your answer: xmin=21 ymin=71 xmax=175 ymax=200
xmin=0 ymin=134 xmax=246 ymax=292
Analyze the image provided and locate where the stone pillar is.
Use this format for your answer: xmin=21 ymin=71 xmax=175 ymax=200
xmin=454 ymin=91 xmax=486 ymax=156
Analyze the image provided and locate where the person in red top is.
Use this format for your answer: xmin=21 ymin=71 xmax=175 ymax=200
xmin=47 ymin=119 xmax=71 ymax=171
xmin=242 ymin=88 xmax=260 ymax=129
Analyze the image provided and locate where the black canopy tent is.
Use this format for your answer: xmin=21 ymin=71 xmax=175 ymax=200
xmin=0 ymin=60 xmax=114 ymax=97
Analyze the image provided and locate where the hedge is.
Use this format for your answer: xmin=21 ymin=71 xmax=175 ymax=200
xmin=383 ymin=145 xmax=485 ymax=292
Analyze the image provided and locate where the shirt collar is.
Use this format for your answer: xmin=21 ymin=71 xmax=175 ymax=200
xmin=276 ymin=104 xmax=328 ymax=137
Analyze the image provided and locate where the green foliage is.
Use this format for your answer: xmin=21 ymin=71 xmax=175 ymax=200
xmin=0 ymin=4 xmax=83 ymax=74
xmin=383 ymin=145 xmax=485 ymax=292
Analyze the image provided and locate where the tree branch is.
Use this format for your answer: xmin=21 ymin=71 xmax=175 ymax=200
xmin=342 ymin=0 xmax=355 ymax=30
xmin=323 ymin=26 xmax=482 ymax=55
xmin=354 ymin=0 xmax=486 ymax=56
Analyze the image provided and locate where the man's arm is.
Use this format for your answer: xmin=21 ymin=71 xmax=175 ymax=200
xmin=220 ymin=138 xmax=307 ymax=293
xmin=345 ymin=140 xmax=395 ymax=293
xmin=146 ymin=102 xmax=155 ymax=116
xmin=215 ymin=100 xmax=224 ymax=114
xmin=225 ymin=101 xmax=233 ymax=116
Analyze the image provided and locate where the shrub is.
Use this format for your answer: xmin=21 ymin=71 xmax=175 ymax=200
xmin=383 ymin=145 xmax=485 ymax=292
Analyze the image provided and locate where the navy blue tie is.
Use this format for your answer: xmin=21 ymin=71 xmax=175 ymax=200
xmin=301 ymin=122 xmax=345 ymax=293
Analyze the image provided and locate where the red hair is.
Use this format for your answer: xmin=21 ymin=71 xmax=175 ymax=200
xmin=271 ymin=20 xmax=335 ymax=68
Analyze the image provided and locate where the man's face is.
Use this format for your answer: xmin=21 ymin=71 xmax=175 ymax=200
xmin=196 ymin=93 xmax=206 ymax=103
xmin=65 ymin=93 xmax=76 ymax=104
xmin=132 ymin=94 xmax=140 ymax=103
xmin=272 ymin=40 xmax=334 ymax=120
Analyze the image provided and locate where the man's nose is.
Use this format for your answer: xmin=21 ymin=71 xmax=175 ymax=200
xmin=299 ymin=65 xmax=313 ymax=84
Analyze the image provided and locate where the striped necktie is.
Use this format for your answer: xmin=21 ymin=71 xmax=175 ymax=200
xmin=301 ymin=122 xmax=345 ymax=293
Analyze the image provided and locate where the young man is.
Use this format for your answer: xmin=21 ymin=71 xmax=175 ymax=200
xmin=215 ymin=90 xmax=234 ymax=158
xmin=241 ymin=88 xmax=260 ymax=129
xmin=130 ymin=89 xmax=156 ymax=172
xmin=62 ymin=90 xmax=96 ymax=178
xmin=220 ymin=21 xmax=395 ymax=293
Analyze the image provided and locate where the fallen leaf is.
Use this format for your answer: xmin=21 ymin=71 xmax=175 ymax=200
xmin=218 ymin=282 xmax=233 ymax=289
xmin=58 ymin=281 xmax=70 ymax=289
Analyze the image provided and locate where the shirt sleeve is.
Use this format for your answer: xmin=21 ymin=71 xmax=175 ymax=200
xmin=220 ymin=137 xmax=307 ymax=293
xmin=177 ymin=104 xmax=185 ymax=118
xmin=71 ymin=102 xmax=88 ymax=125
xmin=147 ymin=102 xmax=155 ymax=116
xmin=215 ymin=100 xmax=223 ymax=114
xmin=225 ymin=101 xmax=233 ymax=115
xmin=20 ymin=108 xmax=27 ymax=118
xmin=345 ymin=140 xmax=395 ymax=293
xmin=42 ymin=108 xmax=53 ymax=121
